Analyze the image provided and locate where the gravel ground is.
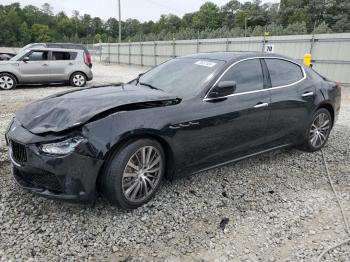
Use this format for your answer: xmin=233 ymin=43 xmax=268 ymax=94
xmin=0 ymin=64 xmax=349 ymax=261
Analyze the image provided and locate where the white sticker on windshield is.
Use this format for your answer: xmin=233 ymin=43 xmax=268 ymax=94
xmin=195 ymin=60 xmax=217 ymax=68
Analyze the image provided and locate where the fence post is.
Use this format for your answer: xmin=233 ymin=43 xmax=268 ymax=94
xmin=108 ymin=40 xmax=111 ymax=64
xmin=118 ymin=44 xmax=120 ymax=64
xmin=196 ymin=34 xmax=200 ymax=53
xmin=196 ymin=31 xmax=200 ymax=53
xmin=172 ymin=38 xmax=176 ymax=58
xmin=310 ymin=34 xmax=315 ymax=57
xmin=129 ymin=41 xmax=131 ymax=65
xmin=262 ymin=35 xmax=266 ymax=52
xmin=140 ymin=43 xmax=143 ymax=67
xmin=154 ymin=42 xmax=157 ymax=66
xmin=99 ymin=42 xmax=102 ymax=63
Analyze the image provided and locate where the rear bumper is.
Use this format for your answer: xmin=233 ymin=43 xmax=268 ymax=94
xmin=85 ymin=67 xmax=93 ymax=81
xmin=87 ymin=72 xmax=93 ymax=81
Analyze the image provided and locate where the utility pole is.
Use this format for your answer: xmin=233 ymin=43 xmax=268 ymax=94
xmin=244 ymin=17 xmax=247 ymax=37
xmin=118 ymin=0 xmax=122 ymax=43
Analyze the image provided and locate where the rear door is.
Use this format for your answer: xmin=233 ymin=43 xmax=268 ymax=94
xmin=19 ymin=50 xmax=50 ymax=83
xmin=49 ymin=51 xmax=77 ymax=82
xmin=264 ymin=58 xmax=315 ymax=145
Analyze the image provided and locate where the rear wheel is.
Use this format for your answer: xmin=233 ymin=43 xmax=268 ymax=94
xmin=302 ymin=108 xmax=332 ymax=152
xmin=101 ymin=139 xmax=165 ymax=209
xmin=0 ymin=73 xmax=17 ymax=90
xmin=70 ymin=72 xmax=87 ymax=87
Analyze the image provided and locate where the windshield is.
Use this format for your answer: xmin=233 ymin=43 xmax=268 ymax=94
xmin=138 ymin=58 xmax=225 ymax=98
xmin=10 ymin=43 xmax=46 ymax=61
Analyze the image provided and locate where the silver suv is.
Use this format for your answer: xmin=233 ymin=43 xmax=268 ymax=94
xmin=0 ymin=47 xmax=93 ymax=90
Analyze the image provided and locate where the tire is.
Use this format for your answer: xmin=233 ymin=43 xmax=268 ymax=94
xmin=101 ymin=139 xmax=165 ymax=209
xmin=301 ymin=108 xmax=333 ymax=152
xmin=0 ymin=73 xmax=17 ymax=90
xmin=70 ymin=72 xmax=87 ymax=87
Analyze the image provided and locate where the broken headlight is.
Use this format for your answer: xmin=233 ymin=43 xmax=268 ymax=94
xmin=40 ymin=136 xmax=86 ymax=156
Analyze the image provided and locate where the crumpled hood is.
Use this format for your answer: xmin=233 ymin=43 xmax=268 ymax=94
xmin=15 ymin=84 xmax=180 ymax=134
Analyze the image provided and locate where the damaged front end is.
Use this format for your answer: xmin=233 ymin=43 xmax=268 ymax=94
xmin=5 ymin=84 xmax=181 ymax=204
xmin=6 ymin=119 xmax=104 ymax=203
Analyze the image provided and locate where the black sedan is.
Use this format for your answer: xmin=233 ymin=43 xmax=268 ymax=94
xmin=5 ymin=52 xmax=341 ymax=209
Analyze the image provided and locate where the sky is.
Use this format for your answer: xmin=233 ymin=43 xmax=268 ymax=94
xmin=2 ymin=0 xmax=280 ymax=22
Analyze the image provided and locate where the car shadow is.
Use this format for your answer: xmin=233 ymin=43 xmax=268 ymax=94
xmin=14 ymin=83 xmax=70 ymax=90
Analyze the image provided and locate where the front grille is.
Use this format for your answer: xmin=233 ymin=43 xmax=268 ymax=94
xmin=14 ymin=169 xmax=63 ymax=192
xmin=10 ymin=140 xmax=27 ymax=163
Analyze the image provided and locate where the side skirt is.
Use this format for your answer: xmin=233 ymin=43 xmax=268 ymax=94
xmin=192 ymin=143 xmax=293 ymax=175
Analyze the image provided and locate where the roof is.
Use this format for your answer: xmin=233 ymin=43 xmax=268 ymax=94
xmin=182 ymin=51 xmax=291 ymax=63
xmin=27 ymin=47 xmax=83 ymax=53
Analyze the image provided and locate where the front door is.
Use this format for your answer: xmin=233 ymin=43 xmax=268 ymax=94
xmin=19 ymin=50 xmax=50 ymax=83
xmin=174 ymin=58 xmax=271 ymax=172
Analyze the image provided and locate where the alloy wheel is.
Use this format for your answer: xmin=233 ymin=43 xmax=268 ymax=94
xmin=0 ymin=76 xmax=14 ymax=90
xmin=122 ymin=146 xmax=163 ymax=202
xmin=309 ymin=112 xmax=331 ymax=148
xmin=72 ymin=74 xmax=85 ymax=87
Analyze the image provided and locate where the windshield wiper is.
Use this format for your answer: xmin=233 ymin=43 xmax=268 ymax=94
xmin=139 ymin=82 xmax=163 ymax=91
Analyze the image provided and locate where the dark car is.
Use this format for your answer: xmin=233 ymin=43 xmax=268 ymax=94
xmin=5 ymin=52 xmax=341 ymax=209
xmin=0 ymin=43 xmax=92 ymax=67
xmin=0 ymin=53 xmax=15 ymax=61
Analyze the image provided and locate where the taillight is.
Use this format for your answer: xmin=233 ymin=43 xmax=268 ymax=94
xmin=336 ymin=82 xmax=342 ymax=92
xmin=84 ymin=52 xmax=92 ymax=67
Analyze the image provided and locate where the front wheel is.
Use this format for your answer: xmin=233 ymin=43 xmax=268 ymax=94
xmin=101 ymin=139 xmax=165 ymax=209
xmin=70 ymin=72 xmax=87 ymax=87
xmin=302 ymin=108 xmax=332 ymax=152
xmin=0 ymin=73 xmax=17 ymax=90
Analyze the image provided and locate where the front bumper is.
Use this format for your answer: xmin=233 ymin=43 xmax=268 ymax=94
xmin=6 ymin=122 xmax=103 ymax=204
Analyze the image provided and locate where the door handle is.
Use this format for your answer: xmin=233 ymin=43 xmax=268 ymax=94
xmin=302 ymin=91 xmax=314 ymax=97
xmin=68 ymin=63 xmax=74 ymax=66
xmin=42 ymin=64 xmax=48 ymax=66
xmin=253 ymin=102 xmax=269 ymax=109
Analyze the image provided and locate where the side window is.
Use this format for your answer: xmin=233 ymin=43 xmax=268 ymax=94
xmin=28 ymin=51 xmax=48 ymax=61
xmin=220 ymin=59 xmax=264 ymax=93
xmin=52 ymin=52 xmax=72 ymax=60
xmin=265 ymin=59 xmax=304 ymax=87
xmin=70 ymin=52 xmax=78 ymax=60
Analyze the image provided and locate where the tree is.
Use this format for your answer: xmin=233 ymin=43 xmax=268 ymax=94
xmin=31 ymin=24 xmax=51 ymax=42
xmin=155 ymin=14 xmax=181 ymax=33
xmin=288 ymin=8 xmax=310 ymax=25
xmin=313 ymin=21 xmax=332 ymax=34
xmin=220 ymin=0 xmax=241 ymax=28
xmin=19 ymin=22 xmax=31 ymax=45
xmin=41 ymin=3 xmax=53 ymax=16
xmin=0 ymin=0 xmax=349 ymax=46
xmin=192 ymin=2 xmax=221 ymax=31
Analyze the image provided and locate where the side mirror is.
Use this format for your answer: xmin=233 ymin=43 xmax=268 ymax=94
xmin=23 ymin=57 xmax=30 ymax=63
xmin=209 ymin=81 xmax=236 ymax=98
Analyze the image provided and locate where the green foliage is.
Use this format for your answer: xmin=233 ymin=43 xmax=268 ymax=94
xmin=192 ymin=2 xmax=221 ymax=31
xmin=31 ymin=24 xmax=51 ymax=42
xmin=19 ymin=22 xmax=31 ymax=46
xmin=313 ymin=22 xmax=332 ymax=34
xmin=0 ymin=1 xmax=349 ymax=47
